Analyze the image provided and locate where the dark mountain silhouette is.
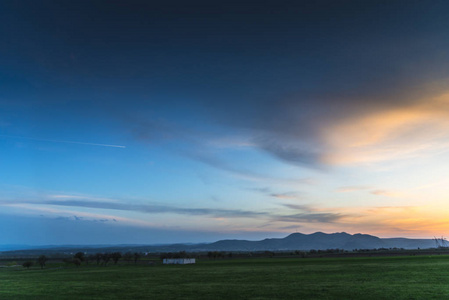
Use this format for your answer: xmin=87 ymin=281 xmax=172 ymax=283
xmin=187 ymin=232 xmax=435 ymax=251
xmin=0 ymin=232 xmax=437 ymax=254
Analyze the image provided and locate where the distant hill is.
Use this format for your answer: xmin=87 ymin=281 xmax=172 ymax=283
xmin=0 ymin=232 xmax=437 ymax=254
xmin=187 ymin=232 xmax=435 ymax=251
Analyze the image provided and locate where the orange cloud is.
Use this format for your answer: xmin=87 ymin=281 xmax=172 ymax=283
xmin=321 ymin=90 xmax=449 ymax=165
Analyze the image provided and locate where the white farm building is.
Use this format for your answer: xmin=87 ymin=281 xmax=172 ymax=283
xmin=163 ymin=258 xmax=196 ymax=265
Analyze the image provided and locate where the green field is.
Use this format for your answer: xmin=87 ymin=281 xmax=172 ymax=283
xmin=2 ymin=256 xmax=449 ymax=299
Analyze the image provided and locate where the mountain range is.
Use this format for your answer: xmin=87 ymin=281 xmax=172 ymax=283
xmin=192 ymin=232 xmax=436 ymax=251
xmin=0 ymin=232 xmax=438 ymax=253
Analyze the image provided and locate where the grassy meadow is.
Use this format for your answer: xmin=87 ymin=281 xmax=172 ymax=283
xmin=1 ymin=255 xmax=449 ymax=299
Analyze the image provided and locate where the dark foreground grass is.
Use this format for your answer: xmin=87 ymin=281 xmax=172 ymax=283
xmin=2 ymin=255 xmax=449 ymax=299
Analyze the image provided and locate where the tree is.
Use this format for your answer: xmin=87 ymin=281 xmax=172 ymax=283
xmin=264 ymin=251 xmax=275 ymax=258
xmin=102 ymin=253 xmax=111 ymax=265
xmin=87 ymin=254 xmax=96 ymax=265
xmin=207 ymin=251 xmax=221 ymax=259
xmin=73 ymin=258 xmax=81 ymax=267
xmin=133 ymin=252 xmax=141 ymax=264
xmin=123 ymin=252 xmax=133 ymax=264
xmin=22 ymin=261 xmax=33 ymax=269
xmin=95 ymin=253 xmax=102 ymax=265
xmin=37 ymin=255 xmax=48 ymax=269
xmin=74 ymin=252 xmax=85 ymax=262
xmin=111 ymin=252 xmax=122 ymax=264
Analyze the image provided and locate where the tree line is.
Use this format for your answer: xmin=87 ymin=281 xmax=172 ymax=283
xmin=22 ymin=251 xmax=143 ymax=269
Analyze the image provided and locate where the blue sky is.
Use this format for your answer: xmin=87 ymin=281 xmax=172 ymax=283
xmin=1 ymin=0 xmax=449 ymax=245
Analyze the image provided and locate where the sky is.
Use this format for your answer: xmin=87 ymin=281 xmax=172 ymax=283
xmin=1 ymin=0 xmax=449 ymax=245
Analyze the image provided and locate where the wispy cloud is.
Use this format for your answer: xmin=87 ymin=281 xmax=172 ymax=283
xmin=274 ymin=213 xmax=345 ymax=223
xmin=188 ymin=150 xmax=311 ymax=184
xmin=370 ymin=190 xmax=401 ymax=197
xmin=247 ymin=187 xmax=302 ymax=199
xmin=120 ymin=115 xmax=311 ymax=184
xmin=279 ymin=225 xmax=303 ymax=230
xmin=54 ymin=215 xmax=114 ymax=223
xmin=3 ymin=202 xmax=156 ymax=227
xmin=0 ymin=195 xmax=268 ymax=220
xmin=0 ymin=190 xmax=350 ymax=228
xmin=336 ymin=186 xmax=401 ymax=198
xmin=44 ymin=199 xmax=269 ymax=219
xmin=270 ymin=193 xmax=298 ymax=199
xmin=282 ymin=204 xmax=316 ymax=211
xmin=0 ymin=135 xmax=126 ymax=148
xmin=185 ymin=150 xmax=261 ymax=181
xmin=336 ymin=186 xmax=371 ymax=193
xmin=49 ymin=194 xmax=122 ymax=203
xmin=254 ymin=135 xmax=322 ymax=168
xmin=206 ymin=135 xmax=255 ymax=149
xmin=6 ymin=190 xmax=444 ymax=238
xmin=273 ymin=203 xmax=346 ymax=223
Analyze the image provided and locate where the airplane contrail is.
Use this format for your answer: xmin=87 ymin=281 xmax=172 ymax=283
xmin=0 ymin=135 xmax=126 ymax=148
